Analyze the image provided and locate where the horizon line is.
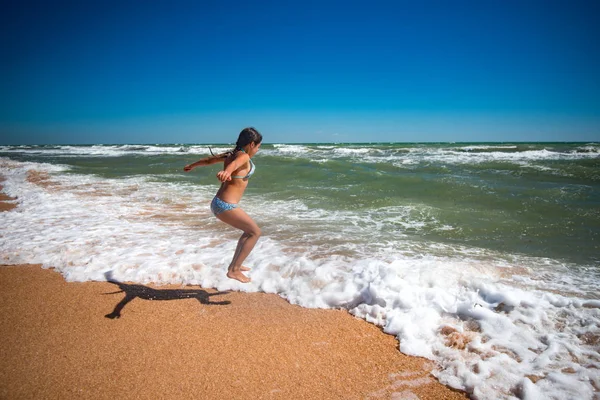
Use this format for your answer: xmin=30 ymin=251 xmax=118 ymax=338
xmin=2 ymin=140 xmax=599 ymax=146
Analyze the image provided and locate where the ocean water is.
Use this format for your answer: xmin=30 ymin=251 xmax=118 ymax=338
xmin=1 ymin=142 xmax=599 ymax=399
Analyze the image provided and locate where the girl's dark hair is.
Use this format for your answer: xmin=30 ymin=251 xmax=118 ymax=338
xmin=209 ymin=127 xmax=263 ymax=160
xmin=234 ymin=127 xmax=263 ymax=152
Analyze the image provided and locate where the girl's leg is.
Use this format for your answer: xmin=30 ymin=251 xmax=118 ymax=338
xmin=230 ymin=235 xmax=251 ymax=272
xmin=216 ymin=208 xmax=261 ymax=283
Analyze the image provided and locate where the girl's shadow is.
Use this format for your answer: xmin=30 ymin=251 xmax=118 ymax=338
xmin=103 ymin=271 xmax=231 ymax=319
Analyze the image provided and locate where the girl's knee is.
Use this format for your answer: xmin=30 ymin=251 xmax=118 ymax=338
xmin=247 ymin=226 xmax=261 ymax=238
xmin=241 ymin=226 xmax=260 ymax=237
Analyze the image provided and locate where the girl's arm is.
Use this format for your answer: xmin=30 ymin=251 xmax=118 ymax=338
xmin=183 ymin=155 xmax=223 ymax=172
xmin=216 ymin=152 xmax=250 ymax=182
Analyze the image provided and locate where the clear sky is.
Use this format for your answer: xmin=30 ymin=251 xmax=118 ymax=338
xmin=1 ymin=0 xmax=599 ymax=144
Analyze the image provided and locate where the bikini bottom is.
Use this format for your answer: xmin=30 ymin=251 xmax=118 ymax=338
xmin=211 ymin=196 xmax=238 ymax=216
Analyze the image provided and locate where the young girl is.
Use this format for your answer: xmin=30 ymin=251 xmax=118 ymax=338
xmin=183 ymin=127 xmax=263 ymax=283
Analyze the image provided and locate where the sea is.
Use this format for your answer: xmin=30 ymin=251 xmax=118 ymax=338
xmin=1 ymin=142 xmax=599 ymax=399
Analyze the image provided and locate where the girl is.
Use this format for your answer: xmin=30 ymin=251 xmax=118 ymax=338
xmin=184 ymin=127 xmax=263 ymax=283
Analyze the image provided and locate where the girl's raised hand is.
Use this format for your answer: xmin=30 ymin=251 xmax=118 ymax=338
xmin=216 ymin=170 xmax=232 ymax=182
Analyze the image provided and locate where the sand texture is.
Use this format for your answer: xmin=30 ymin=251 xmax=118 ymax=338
xmin=0 ymin=264 xmax=467 ymax=399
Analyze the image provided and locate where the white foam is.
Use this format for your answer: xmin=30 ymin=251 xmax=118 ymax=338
xmin=265 ymin=144 xmax=600 ymax=171
xmin=332 ymin=147 xmax=372 ymax=155
xmin=1 ymin=144 xmax=192 ymax=157
xmin=1 ymin=158 xmax=599 ymax=400
xmin=187 ymin=145 xmax=234 ymax=155
xmin=574 ymin=145 xmax=600 ymax=154
xmin=269 ymin=144 xmax=313 ymax=157
xmin=459 ymin=145 xmax=518 ymax=151
xmin=3 ymin=144 xmax=599 ymax=168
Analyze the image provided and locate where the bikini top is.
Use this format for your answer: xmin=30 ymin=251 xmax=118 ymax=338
xmin=231 ymin=150 xmax=256 ymax=179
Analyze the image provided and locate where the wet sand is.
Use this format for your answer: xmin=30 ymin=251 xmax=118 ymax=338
xmin=0 ymin=180 xmax=16 ymax=211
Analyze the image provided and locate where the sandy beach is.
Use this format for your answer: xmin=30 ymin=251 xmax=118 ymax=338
xmin=0 ymin=264 xmax=468 ymax=400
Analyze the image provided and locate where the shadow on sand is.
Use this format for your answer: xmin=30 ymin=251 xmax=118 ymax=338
xmin=103 ymin=271 xmax=231 ymax=319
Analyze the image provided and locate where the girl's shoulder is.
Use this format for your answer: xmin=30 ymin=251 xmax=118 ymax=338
xmin=233 ymin=151 xmax=250 ymax=162
xmin=225 ymin=151 xmax=249 ymax=166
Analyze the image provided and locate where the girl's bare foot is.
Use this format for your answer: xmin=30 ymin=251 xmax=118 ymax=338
xmin=227 ymin=270 xmax=251 ymax=283
xmin=240 ymin=266 xmax=251 ymax=272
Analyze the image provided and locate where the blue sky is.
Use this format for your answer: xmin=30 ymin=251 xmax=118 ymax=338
xmin=1 ymin=0 xmax=599 ymax=144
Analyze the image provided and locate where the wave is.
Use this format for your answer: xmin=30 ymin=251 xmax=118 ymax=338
xmin=2 ymin=143 xmax=599 ymax=163
xmin=457 ymin=145 xmax=519 ymax=152
xmin=574 ymin=145 xmax=600 ymax=154
xmin=265 ymin=144 xmax=600 ymax=165
xmin=0 ymin=144 xmax=191 ymax=157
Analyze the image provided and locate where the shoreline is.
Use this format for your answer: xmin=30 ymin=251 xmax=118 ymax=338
xmin=0 ymin=178 xmax=467 ymax=399
xmin=0 ymin=179 xmax=16 ymax=211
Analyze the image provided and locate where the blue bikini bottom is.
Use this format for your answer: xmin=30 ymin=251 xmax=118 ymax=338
xmin=211 ymin=196 xmax=238 ymax=215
